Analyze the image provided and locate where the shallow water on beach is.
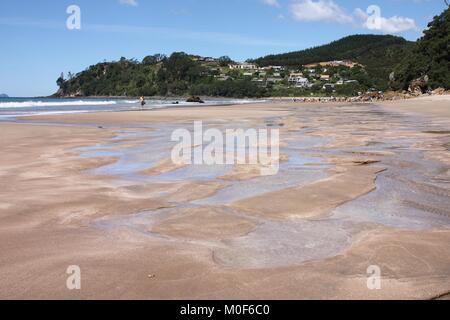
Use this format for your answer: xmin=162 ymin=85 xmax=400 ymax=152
xmin=84 ymin=103 xmax=450 ymax=268
xmin=332 ymin=147 xmax=450 ymax=229
xmin=194 ymin=145 xmax=328 ymax=205
xmin=77 ymin=120 xmax=329 ymax=192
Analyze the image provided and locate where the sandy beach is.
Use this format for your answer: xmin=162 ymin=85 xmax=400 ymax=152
xmin=0 ymin=96 xmax=449 ymax=299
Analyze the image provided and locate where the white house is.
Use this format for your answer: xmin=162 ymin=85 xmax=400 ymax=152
xmin=229 ymin=63 xmax=258 ymax=70
xmin=288 ymin=72 xmax=303 ymax=80
xmin=270 ymin=66 xmax=285 ymax=71
xmin=295 ymin=78 xmax=310 ymax=88
xmin=289 ymin=73 xmax=310 ymax=87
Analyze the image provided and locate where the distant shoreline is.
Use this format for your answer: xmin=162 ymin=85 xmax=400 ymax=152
xmin=4 ymin=92 xmax=449 ymax=104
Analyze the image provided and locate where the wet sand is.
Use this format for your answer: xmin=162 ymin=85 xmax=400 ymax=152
xmin=0 ymin=97 xmax=449 ymax=299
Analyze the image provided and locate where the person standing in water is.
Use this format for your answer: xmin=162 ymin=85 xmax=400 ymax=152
xmin=139 ymin=96 xmax=146 ymax=109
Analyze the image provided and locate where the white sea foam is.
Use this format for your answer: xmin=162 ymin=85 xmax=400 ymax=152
xmin=0 ymin=98 xmax=262 ymax=109
xmin=0 ymin=110 xmax=95 ymax=120
xmin=0 ymin=100 xmax=120 ymax=108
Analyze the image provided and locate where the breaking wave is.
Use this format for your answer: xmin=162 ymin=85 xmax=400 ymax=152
xmin=0 ymin=100 xmax=122 ymax=108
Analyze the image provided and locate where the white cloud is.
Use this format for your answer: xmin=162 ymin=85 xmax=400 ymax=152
xmin=353 ymin=8 xmax=368 ymax=21
xmin=263 ymin=0 xmax=281 ymax=7
xmin=290 ymin=0 xmax=353 ymax=24
xmin=119 ymin=0 xmax=138 ymax=6
xmin=354 ymin=7 xmax=418 ymax=34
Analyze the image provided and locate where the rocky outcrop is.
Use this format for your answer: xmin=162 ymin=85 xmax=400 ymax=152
xmin=53 ymin=88 xmax=65 ymax=98
xmin=408 ymin=75 xmax=429 ymax=94
xmin=53 ymin=89 xmax=84 ymax=98
xmin=0 ymin=93 xmax=8 ymax=98
xmin=431 ymin=87 xmax=448 ymax=95
xmin=186 ymin=96 xmax=205 ymax=103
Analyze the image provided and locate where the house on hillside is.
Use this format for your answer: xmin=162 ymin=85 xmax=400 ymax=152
xmin=288 ymin=72 xmax=303 ymax=79
xmin=229 ymin=63 xmax=258 ymax=70
xmin=306 ymin=68 xmax=318 ymax=78
xmin=304 ymin=60 xmax=361 ymax=69
xmin=323 ymin=83 xmax=335 ymax=91
xmin=259 ymin=65 xmax=285 ymax=72
xmin=270 ymin=66 xmax=285 ymax=72
xmin=320 ymin=74 xmax=330 ymax=81
xmin=289 ymin=73 xmax=310 ymax=87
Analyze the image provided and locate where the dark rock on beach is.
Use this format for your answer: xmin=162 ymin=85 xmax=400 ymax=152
xmin=186 ymin=96 xmax=205 ymax=103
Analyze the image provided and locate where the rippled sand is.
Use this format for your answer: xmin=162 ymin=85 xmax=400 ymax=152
xmin=0 ymin=97 xmax=449 ymax=299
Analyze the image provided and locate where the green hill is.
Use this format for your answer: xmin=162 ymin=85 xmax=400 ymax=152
xmin=390 ymin=7 xmax=450 ymax=90
xmin=55 ymin=53 xmax=266 ymax=98
xmin=251 ymin=34 xmax=415 ymax=90
xmin=55 ymin=35 xmax=412 ymax=98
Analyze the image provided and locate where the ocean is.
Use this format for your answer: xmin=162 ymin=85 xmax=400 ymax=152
xmin=0 ymin=97 xmax=261 ymax=120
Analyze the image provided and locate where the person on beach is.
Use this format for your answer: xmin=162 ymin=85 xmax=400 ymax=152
xmin=139 ymin=96 xmax=146 ymax=109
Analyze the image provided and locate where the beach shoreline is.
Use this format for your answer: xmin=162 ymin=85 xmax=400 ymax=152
xmin=0 ymin=97 xmax=449 ymax=299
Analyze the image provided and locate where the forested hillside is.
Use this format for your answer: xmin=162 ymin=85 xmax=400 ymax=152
xmin=56 ymin=53 xmax=265 ymax=98
xmin=390 ymin=7 xmax=450 ymax=90
xmin=251 ymin=35 xmax=415 ymax=90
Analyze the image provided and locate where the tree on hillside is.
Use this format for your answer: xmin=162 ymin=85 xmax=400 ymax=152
xmin=391 ymin=7 xmax=450 ymax=90
xmin=218 ymin=56 xmax=233 ymax=67
xmin=142 ymin=54 xmax=167 ymax=65
xmin=158 ymin=52 xmax=204 ymax=83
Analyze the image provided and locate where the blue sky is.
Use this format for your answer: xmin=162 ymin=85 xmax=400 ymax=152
xmin=0 ymin=0 xmax=447 ymax=97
